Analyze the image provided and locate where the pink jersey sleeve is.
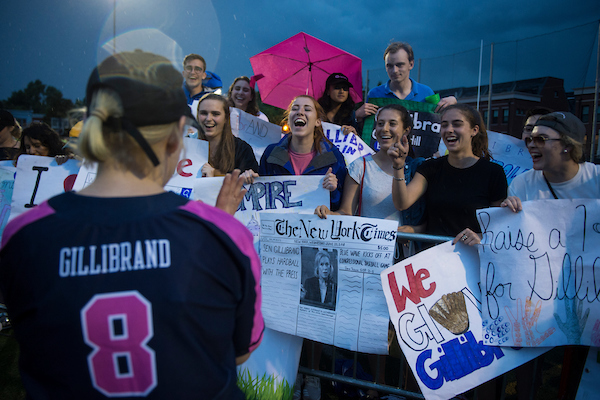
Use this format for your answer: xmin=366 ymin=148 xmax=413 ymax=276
xmin=1 ymin=201 xmax=56 ymax=249
xmin=180 ymin=201 xmax=264 ymax=352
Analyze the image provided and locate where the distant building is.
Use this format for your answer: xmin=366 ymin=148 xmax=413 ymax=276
xmin=571 ymin=86 xmax=599 ymax=160
xmin=437 ymin=77 xmax=570 ymax=139
xmin=9 ymin=109 xmax=45 ymax=127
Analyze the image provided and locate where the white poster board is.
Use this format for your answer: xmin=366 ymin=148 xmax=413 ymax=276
xmin=381 ymin=242 xmax=548 ymax=400
xmin=72 ymin=137 xmax=209 ymax=198
xmin=194 ymin=175 xmax=328 ymax=243
xmin=260 ymin=213 xmax=398 ymax=354
xmin=0 ymin=168 xmax=16 ymax=241
xmin=230 ymin=108 xmax=282 ymax=162
xmin=477 ymin=199 xmax=600 ymax=347
xmin=439 ymin=131 xmax=532 ymax=185
xmin=322 ymin=122 xmax=375 ymax=165
xmin=10 ymin=155 xmax=81 ymax=221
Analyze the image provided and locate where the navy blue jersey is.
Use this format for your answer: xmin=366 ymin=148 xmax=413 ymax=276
xmin=0 ymin=191 xmax=263 ymax=399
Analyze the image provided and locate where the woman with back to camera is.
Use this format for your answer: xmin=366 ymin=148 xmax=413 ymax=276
xmin=227 ymin=76 xmax=269 ymax=121
xmin=317 ymin=72 xmax=358 ymax=135
xmin=0 ymin=50 xmax=263 ymax=399
xmin=197 ymin=93 xmax=258 ymax=177
xmin=389 ymin=103 xmax=508 ymax=246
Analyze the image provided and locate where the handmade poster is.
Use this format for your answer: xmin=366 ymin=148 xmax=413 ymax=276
xmin=477 ymin=199 xmax=600 ymax=347
xmin=259 ymin=213 xmax=398 ymax=354
xmin=322 ymin=121 xmax=374 ymax=165
xmin=381 ymin=242 xmax=548 ymax=400
xmin=237 ymin=328 xmax=303 ymax=400
xmin=9 ymin=155 xmax=80 ymax=221
xmin=0 ymin=168 xmax=15 ymax=241
xmin=72 ymin=137 xmax=209 ymax=198
xmin=194 ymin=175 xmax=328 ymax=244
xmin=438 ymin=131 xmax=532 ymax=185
xmin=361 ymin=98 xmax=440 ymax=158
xmin=230 ymin=107 xmax=282 ymax=161
xmin=575 ymin=347 xmax=600 ymax=400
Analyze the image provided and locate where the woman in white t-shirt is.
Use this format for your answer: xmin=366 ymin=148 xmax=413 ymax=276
xmin=314 ymin=104 xmax=425 ymax=234
xmin=502 ymin=111 xmax=600 ymax=210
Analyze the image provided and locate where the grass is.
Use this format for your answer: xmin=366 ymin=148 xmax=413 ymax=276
xmin=237 ymin=367 xmax=294 ymax=400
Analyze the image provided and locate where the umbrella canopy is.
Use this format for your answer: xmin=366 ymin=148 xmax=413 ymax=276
xmin=250 ymin=32 xmax=363 ymax=110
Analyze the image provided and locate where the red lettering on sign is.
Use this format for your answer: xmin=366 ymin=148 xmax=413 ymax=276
xmin=177 ymin=159 xmax=192 ymax=177
xmin=388 ymin=263 xmax=436 ymax=313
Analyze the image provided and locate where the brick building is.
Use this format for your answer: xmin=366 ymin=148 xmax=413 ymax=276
xmin=437 ymin=77 xmax=570 ymax=139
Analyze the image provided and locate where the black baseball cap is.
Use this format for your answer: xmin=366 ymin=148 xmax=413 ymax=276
xmin=0 ymin=110 xmax=15 ymax=131
xmin=535 ymin=112 xmax=585 ymax=143
xmin=325 ymin=73 xmax=353 ymax=89
xmin=85 ymin=50 xmax=190 ymax=166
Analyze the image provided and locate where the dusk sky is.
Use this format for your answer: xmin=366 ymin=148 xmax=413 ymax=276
xmin=1 ymin=0 xmax=599 ymax=105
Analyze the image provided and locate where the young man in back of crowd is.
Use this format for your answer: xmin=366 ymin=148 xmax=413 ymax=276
xmin=521 ymin=106 xmax=553 ymax=141
xmin=182 ymin=53 xmax=209 ymax=105
xmin=356 ymin=42 xmax=457 ymax=120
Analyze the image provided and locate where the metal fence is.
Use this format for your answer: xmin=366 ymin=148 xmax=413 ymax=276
xmin=298 ymin=232 xmax=451 ymax=400
xmin=295 ymin=232 xmax=583 ymax=400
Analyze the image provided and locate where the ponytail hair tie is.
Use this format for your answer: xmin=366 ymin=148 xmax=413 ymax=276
xmin=90 ymin=109 xmax=109 ymax=122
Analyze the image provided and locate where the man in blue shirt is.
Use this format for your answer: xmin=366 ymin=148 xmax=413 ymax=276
xmin=356 ymin=42 xmax=456 ymax=120
xmin=182 ymin=53 xmax=226 ymax=105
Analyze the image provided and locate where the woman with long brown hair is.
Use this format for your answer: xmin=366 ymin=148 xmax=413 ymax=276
xmin=197 ymin=93 xmax=258 ymax=177
xmin=249 ymin=95 xmax=347 ymax=211
xmin=227 ymin=76 xmax=269 ymax=121
xmin=390 ymin=103 xmax=508 ymax=245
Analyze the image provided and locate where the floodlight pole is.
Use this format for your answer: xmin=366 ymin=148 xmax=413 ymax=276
xmin=487 ymin=43 xmax=494 ymax=130
xmin=113 ymin=0 xmax=116 ymax=54
xmin=592 ymin=20 xmax=600 ymax=162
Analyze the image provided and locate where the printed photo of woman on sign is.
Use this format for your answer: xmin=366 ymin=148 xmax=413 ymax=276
xmin=300 ymin=248 xmax=338 ymax=311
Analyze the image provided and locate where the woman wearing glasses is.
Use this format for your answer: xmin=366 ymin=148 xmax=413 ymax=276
xmin=503 ymin=111 xmax=600 ymax=209
xmin=317 ymin=73 xmax=358 ymax=135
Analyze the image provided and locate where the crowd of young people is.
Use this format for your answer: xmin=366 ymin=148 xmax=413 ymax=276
xmin=0 ymin=39 xmax=598 ymax=400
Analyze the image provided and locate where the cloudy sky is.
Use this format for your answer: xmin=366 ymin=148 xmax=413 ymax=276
xmin=1 ymin=0 xmax=599 ymax=104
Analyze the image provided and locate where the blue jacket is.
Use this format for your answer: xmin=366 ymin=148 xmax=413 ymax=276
xmin=259 ymin=136 xmax=347 ymax=211
xmin=183 ymin=71 xmax=223 ymax=105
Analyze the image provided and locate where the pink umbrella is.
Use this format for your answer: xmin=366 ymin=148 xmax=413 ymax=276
xmin=250 ymin=32 xmax=363 ymax=110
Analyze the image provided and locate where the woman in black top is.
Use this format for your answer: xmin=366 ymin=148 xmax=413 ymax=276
xmin=196 ymin=93 xmax=258 ymax=177
xmin=389 ymin=104 xmax=507 ymax=246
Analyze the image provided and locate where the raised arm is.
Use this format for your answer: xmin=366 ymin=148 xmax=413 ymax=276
xmin=388 ymin=135 xmax=427 ymax=210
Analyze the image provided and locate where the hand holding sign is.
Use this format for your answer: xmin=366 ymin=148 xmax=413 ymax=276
xmin=340 ymin=125 xmax=357 ymax=136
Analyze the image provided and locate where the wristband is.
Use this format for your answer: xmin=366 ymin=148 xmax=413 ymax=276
xmin=392 ymin=165 xmax=404 ymax=170
xmin=393 ymin=177 xmax=405 ymax=182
